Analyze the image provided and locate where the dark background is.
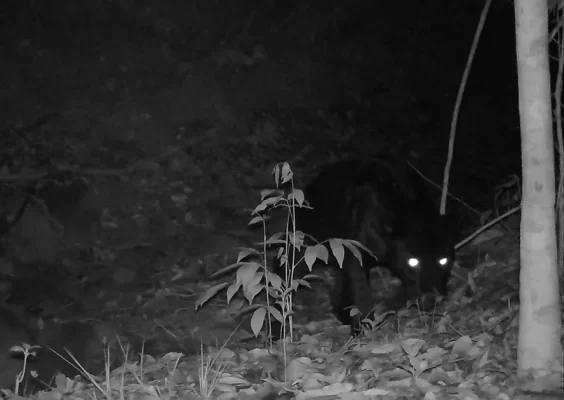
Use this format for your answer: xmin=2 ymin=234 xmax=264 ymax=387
xmin=0 ymin=0 xmax=523 ymax=204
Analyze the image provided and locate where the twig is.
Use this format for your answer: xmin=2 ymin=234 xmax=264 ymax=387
xmin=455 ymin=206 xmax=520 ymax=250
xmin=441 ymin=0 xmax=492 ymax=215
xmin=407 ymin=162 xmax=482 ymax=216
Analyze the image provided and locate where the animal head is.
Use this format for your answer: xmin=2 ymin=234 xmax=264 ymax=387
xmin=394 ymin=214 xmax=457 ymax=307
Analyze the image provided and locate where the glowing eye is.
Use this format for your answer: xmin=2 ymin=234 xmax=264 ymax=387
xmin=408 ymin=258 xmax=419 ymax=268
xmin=438 ymin=257 xmax=449 ymax=266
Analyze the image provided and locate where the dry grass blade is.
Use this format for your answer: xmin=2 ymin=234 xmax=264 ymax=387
xmin=196 ymin=323 xmax=240 ymax=399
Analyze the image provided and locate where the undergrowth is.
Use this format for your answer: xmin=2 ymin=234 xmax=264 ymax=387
xmin=195 ymin=162 xmax=372 ymax=349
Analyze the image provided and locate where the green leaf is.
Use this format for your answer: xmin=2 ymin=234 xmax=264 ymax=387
xmin=236 ymin=262 xmax=261 ymax=286
xmin=195 ymin=282 xmax=229 ymax=309
xmin=329 ymin=238 xmax=346 ymax=268
xmin=266 ymin=271 xmax=283 ymax=291
xmin=279 ymin=162 xmax=293 ymax=185
xmin=288 ymin=230 xmax=305 ymax=247
xmin=253 ymin=202 xmax=268 ymax=213
xmin=293 ymin=279 xmax=312 ymax=289
xmin=273 ymin=164 xmax=281 ymax=186
xmin=345 ymin=238 xmax=377 ymax=260
xmin=304 ymin=244 xmax=329 ymax=271
xmin=266 ymin=305 xmax=283 ymax=322
xmin=349 ymin=306 xmax=360 ymax=317
xmin=264 ymin=232 xmax=286 ymax=246
xmin=248 ymin=215 xmax=265 ymax=226
xmin=251 ymin=307 xmax=267 ymax=337
xmin=237 ymin=248 xmax=260 ymax=263
xmin=255 ymin=194 xmax=284 ymax=213
xmin=288 ymin=189 xmax=305 ymax=206
xmin=210 ymin=261 xmax=252 ymax=279
xmin=342 ymin=239 xmax=363 ymax=266
xmin=260 ymin=188 xmax=283 ymax=201
xmin=244 ymin=280 xmax=265 ymax=303
xmin=266 ymin=285 xmax=283 ymax=298
xmin=304 ymin=246 xmax=318 ymax=270
xmin=226 ymin=281 xmax=241 ymax=303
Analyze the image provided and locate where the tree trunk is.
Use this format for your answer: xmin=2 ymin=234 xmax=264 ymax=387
xmin=515 ymin=0 xmax=562 ymax=371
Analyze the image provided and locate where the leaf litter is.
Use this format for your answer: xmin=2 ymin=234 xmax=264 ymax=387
xmin=20 ymin=257 xmax=562 ymax=400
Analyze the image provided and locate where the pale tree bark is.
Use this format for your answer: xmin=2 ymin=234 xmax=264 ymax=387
xmin=515 ymin=0 xmax=562 ymax=372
